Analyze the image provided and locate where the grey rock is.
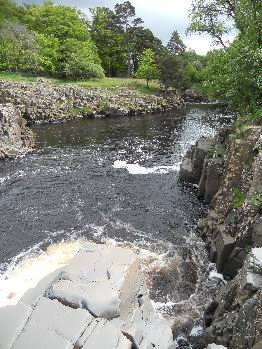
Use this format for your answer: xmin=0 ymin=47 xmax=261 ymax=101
xmin=13 ymin=297 xmax=93 ymax=348
xmin=198 ymin=158 xmax=224 ymax=203
xmin=0 ymin=302 xmax=32 ymax=349
xmin=212 ymin=231 xmax=235 ymax=274
xmin=252 ymin=217 xmax=262 ymax=247
xmin=0 ymin=103 xmax=34 ymax=159
xmin=179 ymin=137 xmax=214 ymax=184
xmin=0 ymin=243 xmax=174 ymax=349
xmin=20 ymin=268 xmax=63 ymax=307
xmin=0 ymin=80 xmax=184 ymax=124
xmin=80 ymin=320 xmax=132 ymax=349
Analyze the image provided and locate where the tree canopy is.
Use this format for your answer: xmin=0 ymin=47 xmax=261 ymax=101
xmin=189 ymin=0 xmax=262 ymax=116
xmin=136 ymin=49 xmax=160 ymax=87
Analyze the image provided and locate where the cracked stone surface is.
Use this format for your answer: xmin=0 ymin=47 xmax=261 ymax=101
xmin=0 ymin=243 xmax=174 ymax=349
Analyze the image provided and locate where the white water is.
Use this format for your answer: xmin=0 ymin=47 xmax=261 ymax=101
xmin=0 ymin=237 xmax=172 ymax=308
xmin=113 ymin=160 xmax=180 ymax=175
xmin=0 ymin=240 xmax=83 ymax=307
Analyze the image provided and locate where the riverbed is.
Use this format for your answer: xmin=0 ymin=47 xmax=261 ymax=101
xmin=0 ymin=104 xmax=229 ymax=319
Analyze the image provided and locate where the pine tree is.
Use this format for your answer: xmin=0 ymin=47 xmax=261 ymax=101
xmin=167 ymin=30 xmax=186 ymax=54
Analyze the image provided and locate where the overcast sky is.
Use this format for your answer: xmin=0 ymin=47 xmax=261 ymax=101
xmin=20 ymin=0 xmax=217 ymax=54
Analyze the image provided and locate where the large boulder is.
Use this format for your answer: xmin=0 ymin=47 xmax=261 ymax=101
xmin=0 ymin=103 xmax=34 ymax=159
xmin=0 ymin=243 xmax=174 ymax=349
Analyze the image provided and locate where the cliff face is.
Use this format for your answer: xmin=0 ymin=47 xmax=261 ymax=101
xmin=180 ymin=124 xmax=262 ymax=348
xmin=0 ymin=103 xmax=34 ymax=159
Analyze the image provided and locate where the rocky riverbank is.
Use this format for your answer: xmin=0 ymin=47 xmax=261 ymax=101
xmin=0 ymin=80 xmax=183 ymax=123
xmin=0 ymin=243 xmax=175 ymax=349
xmin=0 ymin=79 xmax=183 ymax=159
xmin=0 ymin=104 xmax=34 ymax=159
xmin=180 ymin=124 xmax=262 ymax=348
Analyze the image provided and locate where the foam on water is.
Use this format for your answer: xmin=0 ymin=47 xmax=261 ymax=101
xmin=0 ymin=240 xmax=83 ymax=307
xmin=0 ymin=237 xmax=173 ymax=308
xmin=113 ymin=160 xmax=180 ymax=175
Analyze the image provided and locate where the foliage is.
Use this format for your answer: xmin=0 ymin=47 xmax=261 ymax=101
xmin=157 ymin=52 xmax=189 ymax=91
xmin=35 ymin=33 xmax=59 ymax=75
xmin=0 ymin=0 xmax=24 ymax=24
xmin=90 ymin=1 xmax=163 ymax=77
xmin=60 ymin=38 xmax=104 ymax=79
xmin=202 ymin=38 xmax=261 ymax=112
xmin=251 ymin=192 xmax=262 ymax=211
xmin=167 ymin=30 xmax=186 ymax=54
xmin=90 ymin=7 xmax=128 ymax=77
xmin=23 ymin=2 xmax=90 ymax=42
xmin=0 ymin=21 xmax=39 ymax=72
xmin=183 ymin=50 xmax=208 ymax=87
xmin=232 ymin=188 xmax=246 ymax=209
xmin=136 ymin=49 xmax=160 ymax=87
xmin=188 ymin=0 xmax=237 ymax=48
xmin=189 ymin=0 xmax=262 ymax=115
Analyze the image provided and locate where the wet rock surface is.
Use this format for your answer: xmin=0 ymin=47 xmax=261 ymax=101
xmin=0 ymin=243 xmax=174 ymax=349
xmin=0 ymin=80 xmax=184 ymax=123
xmin=0 ymin=103 xmax=34 ymax=159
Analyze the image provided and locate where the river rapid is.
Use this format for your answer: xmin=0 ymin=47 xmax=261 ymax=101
xmin=0 ymin=105 xmax=229 ymax=331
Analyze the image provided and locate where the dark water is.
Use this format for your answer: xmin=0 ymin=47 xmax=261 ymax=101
xmin=0 ymin=105 xmax=229 ymax=315
xmin=0 ymin=105 xmax=228 ymax=264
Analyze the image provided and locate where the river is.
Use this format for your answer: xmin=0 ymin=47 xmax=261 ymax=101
xmin=0 ymin=104 xmax=229 ymax=323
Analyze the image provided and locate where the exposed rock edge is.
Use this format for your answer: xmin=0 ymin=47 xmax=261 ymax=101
xmin=0 ymin=243 xmax=175 ymax=349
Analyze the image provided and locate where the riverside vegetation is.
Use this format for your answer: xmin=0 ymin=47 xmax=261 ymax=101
xmin=0 ymin=0 xmax=261 ymax=349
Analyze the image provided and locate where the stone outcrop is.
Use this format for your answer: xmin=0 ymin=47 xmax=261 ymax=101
xmin=179 ymin=129 xmax=228 ymax=204
xmin=179 ymin=124 xmax=262 ymax=348
xmin=0 ymin=243 xmax=174 ymax=349
xmin=0 ymin=80 xmax=184 ymax=123
xmin=182 ymin=89 xmax=209 ymax=104
xmin=204 ymin=249 xmax=262 ymax=349
xmin=0 ymin=103 xmax=34 ymax=159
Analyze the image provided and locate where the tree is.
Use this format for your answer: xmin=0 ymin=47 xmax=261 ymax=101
xmin=61 ymin=38 xmax=104 ymax=79
xmin=23 ymin=1 xmax=90 ymax=42
xmin=90 ymin=7 xmax=127 ymax=76
xmin=188 ymin=0 xmax=238 ymax=48
xmin=189 ymin=0 xmax=262 ymax=116
xmin=21 ymin=1 xmax=104 ymax=79
xmin=114 ymin=1 xmax=144 ymax=76
xmin=128 ymin=27 xmax=164 ymax=71
xmin=167 ymin=30 xmax=186 ymax=54
xmin=157 ymin=52 xmax=189 ymax=91
xmin=0 ymin=0 xmax=24 ymax=24
xmin=136 ymin=49 xmax=160 ymax=87
xmin=0 ymin=21 xmax=39 ymax=72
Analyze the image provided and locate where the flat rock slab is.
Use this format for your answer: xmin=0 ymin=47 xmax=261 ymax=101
xmin=79 ymin=319 xmax=132 ymax=349
xmin=0 ymin=302 xmax=32 ymax=349
xmin=0 ymin=243 xmax=175 ymax=349
xmin=48 ymin=244 xmax=144 ymax=320
xmin=13 ymin=297 xmax=93 ymax=349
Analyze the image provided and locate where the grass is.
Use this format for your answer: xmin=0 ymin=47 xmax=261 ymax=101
xmin=0 ymin=71 xmax=160 ymax=95
xmin=232 ymin=188 xmax=246 ymax=209
xmin=0 ymin=71 xmax=37 ymax=82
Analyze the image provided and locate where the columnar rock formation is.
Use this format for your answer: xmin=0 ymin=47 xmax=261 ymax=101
xmin=0 ymin=103 xmax=34 ymax=159
xmin=0 ymin=243 xmax=174 ymax=349
xmin=180 ymin=125 xmax=262 ymax=348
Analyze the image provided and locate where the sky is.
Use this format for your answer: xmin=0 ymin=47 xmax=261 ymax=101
xmin=19 ymin=0 xmax=217 ymax=54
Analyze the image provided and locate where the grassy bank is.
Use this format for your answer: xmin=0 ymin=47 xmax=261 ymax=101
xmin=0 ymin=72 xmax=160 ymax=95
